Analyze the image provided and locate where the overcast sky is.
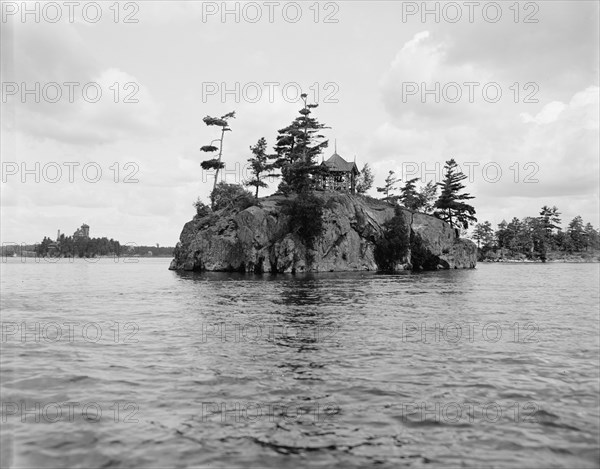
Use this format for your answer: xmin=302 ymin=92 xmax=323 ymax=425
xmin=1 ymin=1 xmax=598 ymax=246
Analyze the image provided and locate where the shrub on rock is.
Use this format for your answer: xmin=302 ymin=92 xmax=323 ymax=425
xmin=211 ymin=183 xmax=256 ymax=212
xmin=280 ymin=193 xmax=324 ymax=249
xmin=374 ymin=206 xmax=410 ymax=271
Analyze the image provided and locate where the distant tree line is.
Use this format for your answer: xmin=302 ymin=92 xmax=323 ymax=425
xmin=29 ymin=235 xmax=174 ymax=259
xmin=36 ymin=235 xmax=122 ymax=258
xmin=472 ymin=206 xmax=600 ymax=261
xmin=127 ymin=245 xmax=175 ymax=257
xmin=1 ymin=244 xmax=38 ymax=257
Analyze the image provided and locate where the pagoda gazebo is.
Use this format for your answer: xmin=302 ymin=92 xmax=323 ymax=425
xmin=320 ymin=152 xmax=360 ymax=194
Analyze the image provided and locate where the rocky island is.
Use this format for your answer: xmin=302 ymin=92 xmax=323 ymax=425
xmin=173 ymin=101 xmax=479 ymax=273
xmin=169 ymin=192 xmax=477 ymax=273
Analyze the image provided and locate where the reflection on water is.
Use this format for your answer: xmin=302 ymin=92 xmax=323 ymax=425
xmin=1 ymin=258 xmax=599 ymax=468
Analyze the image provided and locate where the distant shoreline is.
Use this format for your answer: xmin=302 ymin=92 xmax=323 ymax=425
xmin=481 ymin=258 xmax=600 ymax=264
xmin=2 ymin=254 xmax=174 ymax=260
xmin=478 ymin=248 xmax=600 ymax=264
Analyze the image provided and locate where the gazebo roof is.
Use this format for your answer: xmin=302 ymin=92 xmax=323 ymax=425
xmin=322 ymin=153 xmax=359 ymax=174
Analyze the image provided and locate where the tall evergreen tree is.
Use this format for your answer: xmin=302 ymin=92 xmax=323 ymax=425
xmin=538 ymin=205 xmax=562 ymax=234
xmin=200 ymin=111 xmax=236 ymax=207
xmin=526 ymin=217 xmax=547 ymax=258
xmin=472 ymin=221 xmax=494 ymax=249
xmin=418 ymin=181 xmax=438 ymax=214
xmin=377 ymin=170 xmax=400 ymax=202
xmin=434 ymin=159 xmax=477 ymax=229
xmin=496 ymin=220 xmax=509 ymax=249
xmin=584 ymin=223 xmax=599 ymax=250
xmin=399 ymin=177 xmax=421 ymax=210
xmin=245 ymin=137 xmax=277 ymax=199
xmin=567 ymin=215 xmax=585 ymax=251
xmin=537 ymin=205 xmax=561 ymax=251
xmin=505 ymin=217 xmax=523 ymax=252
xmin=270 ymin=94 xmax=329 ymax=194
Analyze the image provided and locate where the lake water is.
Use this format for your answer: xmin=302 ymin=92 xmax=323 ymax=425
xmin=1 ymin=258 xmax=599 ymax=468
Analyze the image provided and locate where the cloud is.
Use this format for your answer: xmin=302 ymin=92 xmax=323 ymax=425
xmin=2 ymin=20 xmax=160 ymax=145
xmin=435 ymin=1 xmax=599 ymax=99
xmin=520 ymin=102 xmax=567 ymax=125
xmin=380 ymin=30 xmax=501 ymax=125
xmin=370 ymin=28 xmax=599 ymax=227
xmin=5 ymin=67 xmax=160 ymax=145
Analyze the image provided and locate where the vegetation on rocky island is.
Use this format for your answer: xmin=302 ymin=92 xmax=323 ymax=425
xmin=194 ymin=102 xmax=480 ymax=271
xmin=373 ymin=206 xmax=410 ymax=271
xmin=244 ymin=137 xmax=277 ymax=199
xmin=196 ymin=105 xmax=478 ymax=220
xmin=209 ymin=182 xmax=256 ymax=212
xmin=374 ymin=160 xmax=475 ymax=229
xmin=355 ymin=163 xmax=374 ymax=194
xmin=269 ymin=93 xmax=330 ymax=195
xmin=197 ymin=94 xmax=332 ymax=251
xmin=434 ymin=158 xmax=477 ymax=230
xmin=280 ymin=194 xmax=325 ymax=249
xmin=199 ymin=111 xmax=236 ymax=207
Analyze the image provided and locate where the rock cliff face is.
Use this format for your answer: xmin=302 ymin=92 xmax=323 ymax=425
xmin=169 ymin=193 xmax=477 ymax=273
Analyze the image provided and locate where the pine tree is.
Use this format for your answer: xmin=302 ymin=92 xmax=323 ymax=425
xmin=538 ymin=205 xmax=561 ymax=227
xmin=434 ymin=159 xmax=477 ymax=230
xmin=537 ymin=205 xmax=561 ymax=251
xmin=399 ymin=177 xmax=421 ymax=210
xmin=377 ymin=170 xmax=400 ymax=202
xmin=245 ymin=137 xmax=277 ymax=199
xmin=567 ymin=215 xmax=585 ymax=251
xmin=472 ymin=221 xmax=494 ymax=249
xmin=270 ymin=94 xmax=329 ymax=194
xmin=496 ymin=220 xmax=509 ymax=249
xmin=538 ymin=206 xmax=561 ymax=234
xmin=200 ymin=111 xmax=236 ymax=207
xmin=505 ymin=217 xmax=523 ymax=252
xmin=418 ymin=181 xmax=438 ymax=214
xmin=584 ymin=223 xmax=599 ymax=250
xmin=526 ymin=217 xmax=547 ymax=259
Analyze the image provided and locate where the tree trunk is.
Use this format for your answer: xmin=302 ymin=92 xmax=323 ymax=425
xmin=212 ymin=127 xmax=226 ymax=201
